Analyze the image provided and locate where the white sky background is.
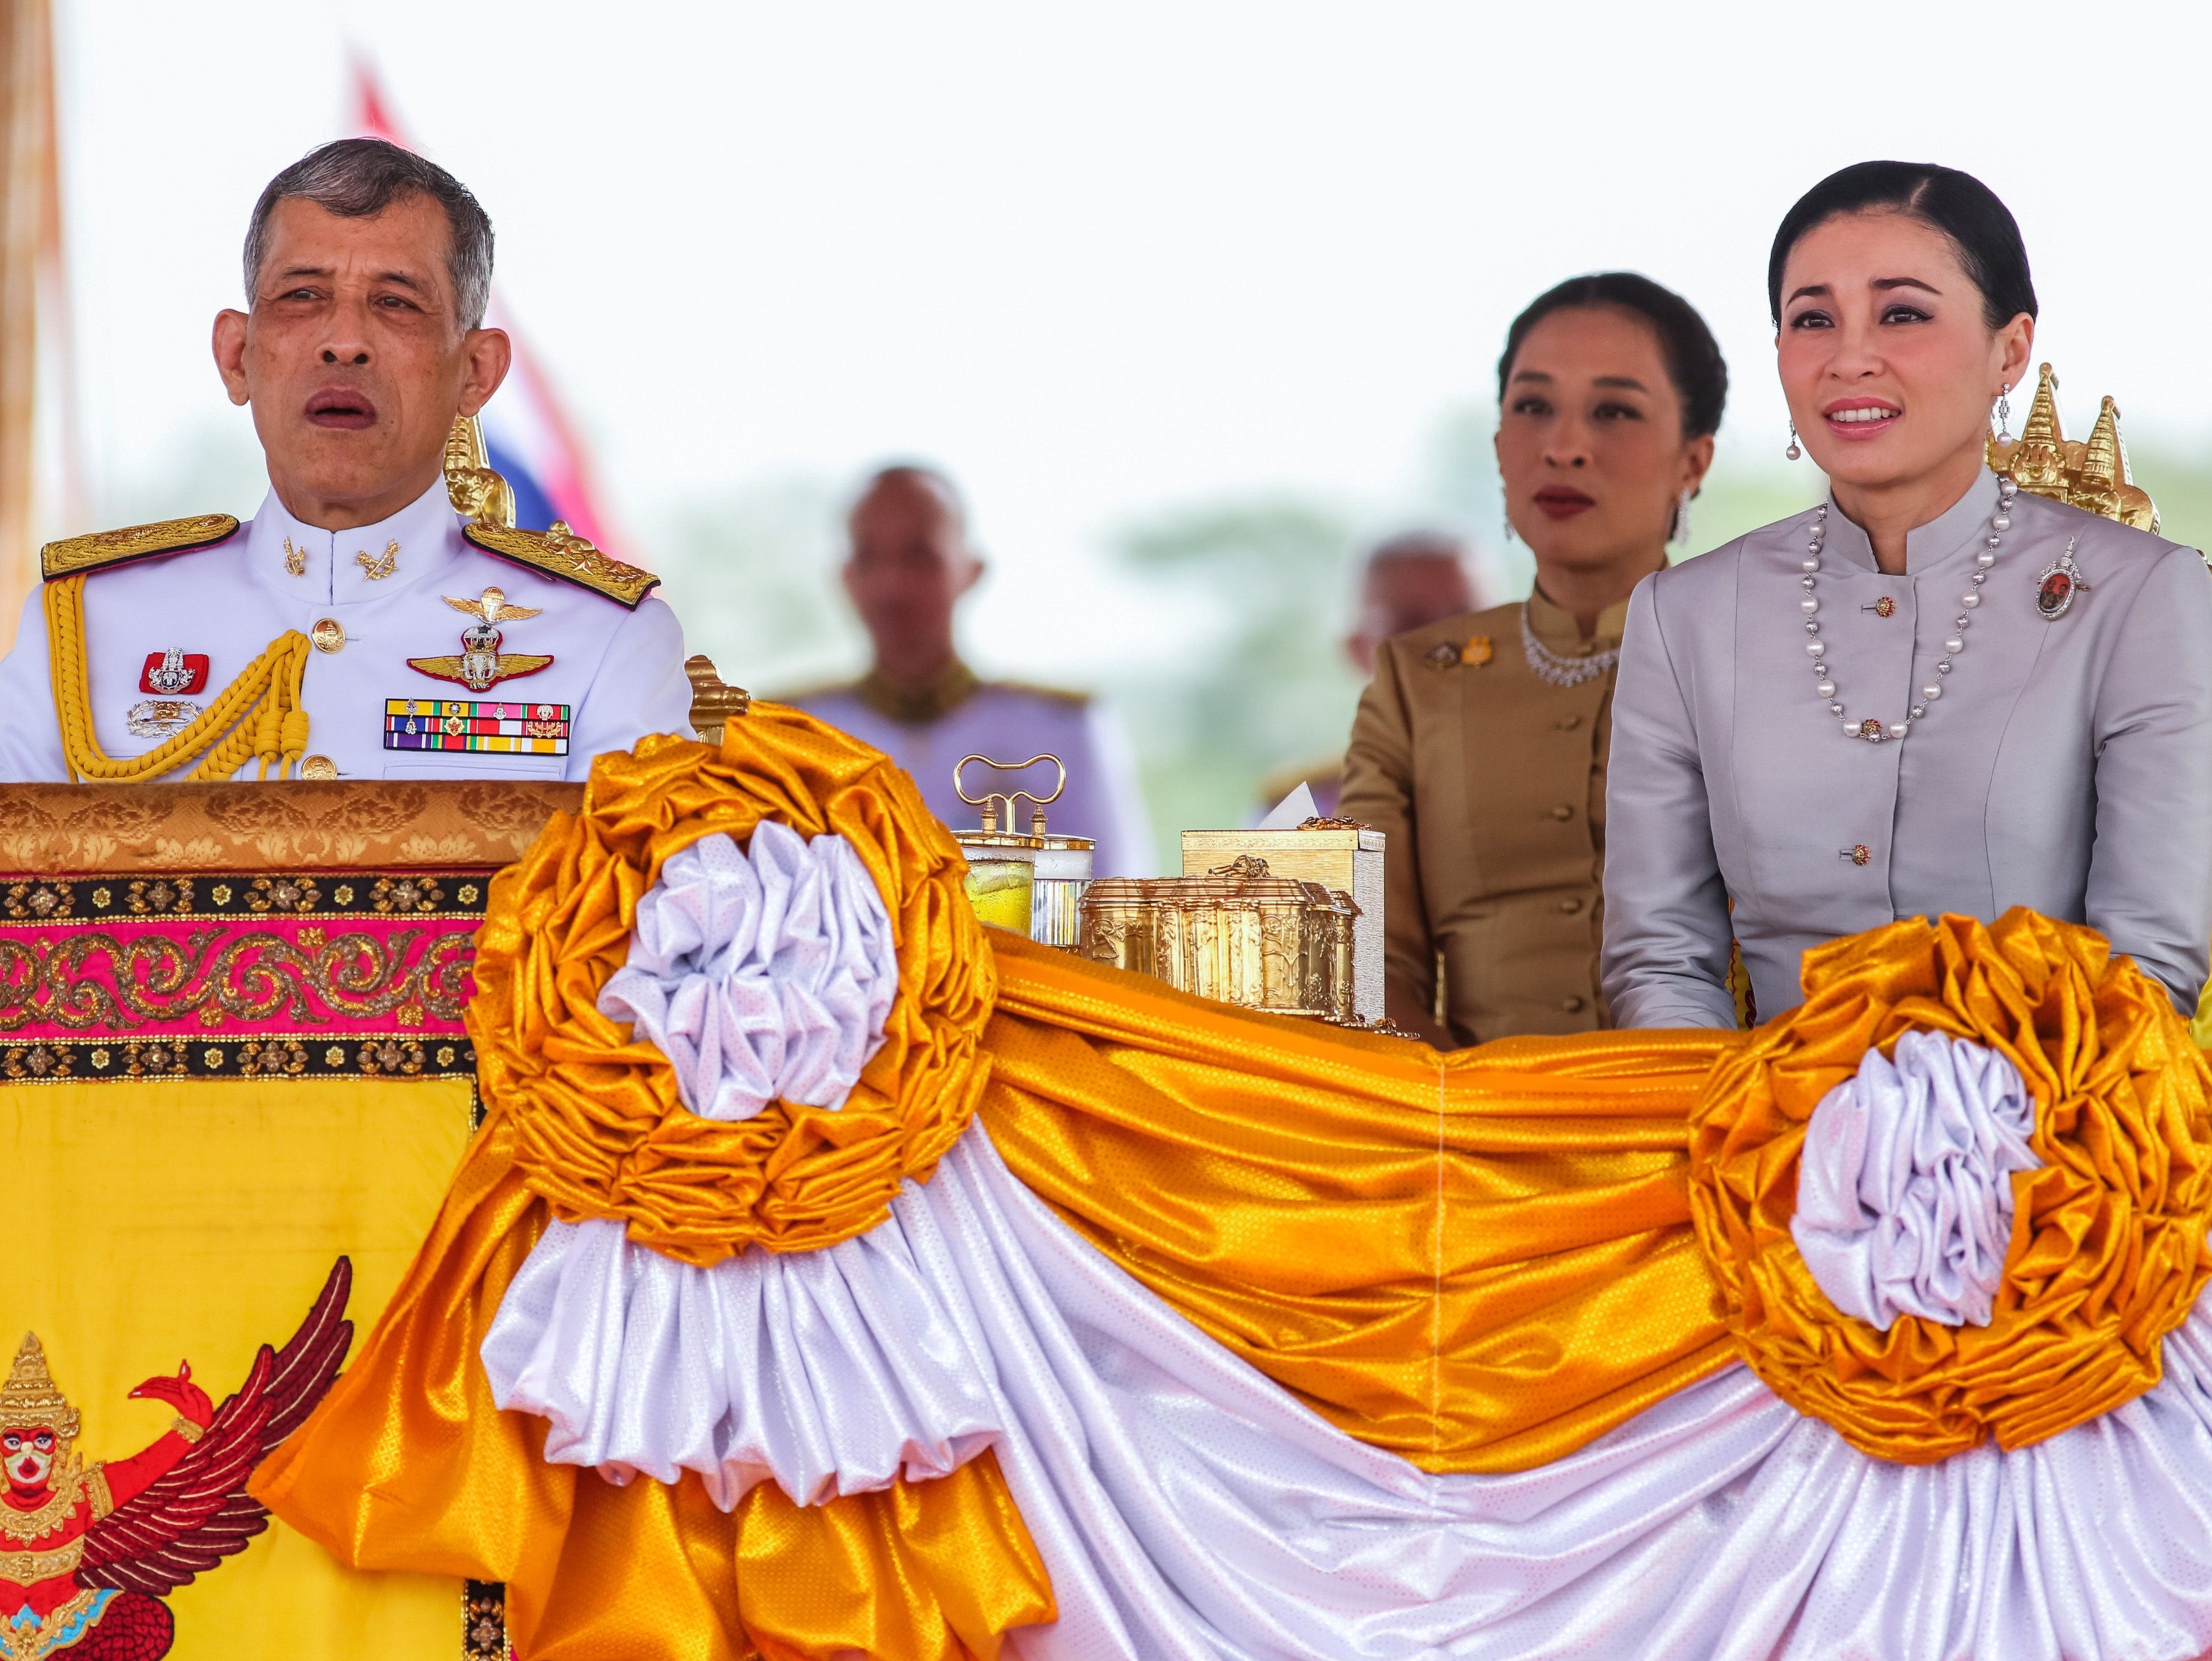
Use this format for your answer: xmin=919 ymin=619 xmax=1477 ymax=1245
xmin=54 ymin=0 xmax=2212 ymax=682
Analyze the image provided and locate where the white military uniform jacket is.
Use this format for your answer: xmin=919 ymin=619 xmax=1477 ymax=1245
xmin=1603 ymin=471 xmax=2212 ymax=1028
xmin=0 ymin=480 xmax=692 ymax=784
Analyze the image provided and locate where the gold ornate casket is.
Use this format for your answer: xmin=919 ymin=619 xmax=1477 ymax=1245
xmin=1181 ymin=822 xmax=1384 ymax=1020
xmin=1079 ymin=854 xmax=1357 ymax=1022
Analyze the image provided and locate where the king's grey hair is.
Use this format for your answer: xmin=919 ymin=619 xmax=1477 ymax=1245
xmin=243 ymin=138 xmax=494 ymax=330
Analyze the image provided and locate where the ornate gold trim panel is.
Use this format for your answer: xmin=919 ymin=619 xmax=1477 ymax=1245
xmin=0 ymin=781 xmax=580 ymax=876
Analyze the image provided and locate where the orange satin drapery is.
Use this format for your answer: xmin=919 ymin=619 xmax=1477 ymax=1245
xmin=250 ymin=1114 xmax=1055 ymax=1661
xmin=1690 ymin=910 xmax=2212 ymax=1462
xmin=253 ymin=699 xmax=2212 ymax=1660
xmin=980 ymin=928 xmax=1744 ymax=1473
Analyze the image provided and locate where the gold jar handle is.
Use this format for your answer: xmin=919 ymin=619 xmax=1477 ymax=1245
xmin=954 ymin=753 xmax=1067 ymax=834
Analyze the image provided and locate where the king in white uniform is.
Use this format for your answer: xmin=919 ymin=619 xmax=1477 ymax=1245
xmin=0 ymin=138 xmax=691 ymax=786
xmin=0 ymin=476 xmax=688 ymax=783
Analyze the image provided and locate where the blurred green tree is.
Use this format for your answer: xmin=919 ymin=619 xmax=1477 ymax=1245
xmin=1107 ymin=499 xmax=1362 ymax=863
xmin=645 ymin=478 xmax=861 ymax=699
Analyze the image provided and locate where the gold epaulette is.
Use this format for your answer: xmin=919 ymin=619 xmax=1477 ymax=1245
xmin=990 ymin=679 xmax=1092 ymax=708
xmin=462 ymin=520 xmax=660 ymax=609
xmin=40 ymin=514 xmax=240 ymax=581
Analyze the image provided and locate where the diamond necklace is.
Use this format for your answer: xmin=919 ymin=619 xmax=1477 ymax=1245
xmin=1802 ymin=473 xmax=2017 ymax=743
xmin=1519 ymin=605 xmax=1620 ymax=688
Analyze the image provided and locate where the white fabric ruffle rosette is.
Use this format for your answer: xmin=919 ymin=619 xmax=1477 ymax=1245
xmin=487 ymin=822 xmax=998 ymax=1510
xmin=1791 ymin=1029 xmax=2040 ymax=1330
xmin=595 ymin=822 xmax=898 ymax=1121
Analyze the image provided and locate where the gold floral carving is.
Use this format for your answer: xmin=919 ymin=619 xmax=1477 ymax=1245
xmin=462 ymin=1583 xmax=509 ymax=1661
xmin=0 ymin=781 xmax=579 ymax=875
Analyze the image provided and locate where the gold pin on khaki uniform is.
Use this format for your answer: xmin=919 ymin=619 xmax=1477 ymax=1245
xmin=1341 ymin=589 xmax=1630 ymax=1043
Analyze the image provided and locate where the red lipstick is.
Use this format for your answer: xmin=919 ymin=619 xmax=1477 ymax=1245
xmin=1532 ymin=486 xmax=1596 ymax=520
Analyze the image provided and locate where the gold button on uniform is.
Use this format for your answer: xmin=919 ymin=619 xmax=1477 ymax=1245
xmin=299 ymin=755 xmax=339 ymax=780
xmin=310 ymin=618 xmax=345 ymax=653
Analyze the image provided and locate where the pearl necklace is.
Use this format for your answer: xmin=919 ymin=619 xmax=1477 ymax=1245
xmin=1802 ymin=473 xmax=2018 ymax=743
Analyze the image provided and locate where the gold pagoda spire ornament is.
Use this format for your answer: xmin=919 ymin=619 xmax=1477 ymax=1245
xmin=443 ymin=414 xmax=518 ymax=529
xmin=1987 ymin=363 xmax=2158 ymax=533
xmin=0 ymin=1334 xmax=80 ymax=1439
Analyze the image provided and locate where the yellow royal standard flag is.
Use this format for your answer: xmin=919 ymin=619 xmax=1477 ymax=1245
xmin=0 ymin=777 xmax=576 ymax=1659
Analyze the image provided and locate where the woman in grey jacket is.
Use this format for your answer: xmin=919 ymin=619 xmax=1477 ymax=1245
xmin=1601 ymin=160 xmax=2212 ymax=1029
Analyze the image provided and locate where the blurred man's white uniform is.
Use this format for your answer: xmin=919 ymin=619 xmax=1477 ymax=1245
xmin=0 ymin=479 xmax=689 ymax=783
xmin=786 ymin=464 xmax=1152 ymax=876
xmin=793 ymin=666 xmax=1152 ymax=876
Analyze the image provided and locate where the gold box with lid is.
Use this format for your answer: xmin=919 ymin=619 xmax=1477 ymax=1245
xmin=1078 ymin=855 xmax=1356 ymax=1021
xmin=1179 ymin=823 xmax=1384 ymax=1022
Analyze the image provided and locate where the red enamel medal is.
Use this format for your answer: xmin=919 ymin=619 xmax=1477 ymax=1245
xmin=139 ymin=650 xmax=208 ymax=695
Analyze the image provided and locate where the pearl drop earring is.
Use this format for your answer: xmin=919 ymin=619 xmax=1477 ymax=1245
xmin=1995 ymin=383 xmax=2013 ymax=446
xmin=1785 ymin=422 xmax=1802 ymax=462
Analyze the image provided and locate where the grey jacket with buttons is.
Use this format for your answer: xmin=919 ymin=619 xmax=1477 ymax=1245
xmin=1602 ymin=470 xmax=2212 ymax=1029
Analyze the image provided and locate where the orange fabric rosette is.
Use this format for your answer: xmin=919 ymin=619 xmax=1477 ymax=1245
xmin=258 ymin=709 xmax=1056 ymax=1661
xmin=469 ymin=703 xmax=996 ymax=1262
xmin=1687 ymin=907 xmax=2212 ymax=1464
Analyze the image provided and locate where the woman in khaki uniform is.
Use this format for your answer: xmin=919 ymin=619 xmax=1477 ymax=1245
xmin=1341 ymin=273 xmax=1727 ymax=1045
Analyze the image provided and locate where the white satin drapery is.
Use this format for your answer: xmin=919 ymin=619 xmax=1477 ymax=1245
xmin=484 ymin=1116 xmax=2212 ymax=1661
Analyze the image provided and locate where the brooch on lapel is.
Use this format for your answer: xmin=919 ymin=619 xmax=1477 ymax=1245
xmin=1425 ymin=636 xmax=1492 ymax=670
xmin=2035 ymin=535 xmax=2088 ymax=620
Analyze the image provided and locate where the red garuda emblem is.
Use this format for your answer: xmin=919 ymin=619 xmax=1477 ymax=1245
xmin=0 ymin=1260 xmax=350 ymax=1659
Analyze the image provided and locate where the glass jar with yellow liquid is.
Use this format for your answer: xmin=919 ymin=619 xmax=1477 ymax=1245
xmin=951 ymin=829 xmax=1044 ymax=933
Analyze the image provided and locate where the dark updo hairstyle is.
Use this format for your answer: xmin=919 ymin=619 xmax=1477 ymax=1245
xmin=1766 ymin=161 xmax=2036 ymax=330
xmin=1496 ymin=271 xmax=1727 ymax=442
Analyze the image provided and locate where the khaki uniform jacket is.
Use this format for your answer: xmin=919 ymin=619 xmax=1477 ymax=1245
xmin=1340 ymin=591 xmax=1629 ymax=1045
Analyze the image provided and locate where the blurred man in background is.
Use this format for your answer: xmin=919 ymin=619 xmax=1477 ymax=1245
xmin=1256 ymin=529 xmax=1479 ymax=817
xmin=787 ymin=464 xmax=1153 ymax=875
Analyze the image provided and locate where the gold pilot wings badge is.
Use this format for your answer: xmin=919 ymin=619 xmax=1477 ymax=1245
xmin=406 ymin=587 xmax=555 ymax=694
